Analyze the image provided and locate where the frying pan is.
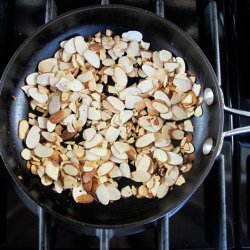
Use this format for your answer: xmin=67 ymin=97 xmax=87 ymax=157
xmin=0 ymin=5 xmax=249 ymax=231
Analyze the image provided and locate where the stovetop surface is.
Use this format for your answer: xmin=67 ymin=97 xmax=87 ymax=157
xmin=0 ymin=0 xmax=249 ymax=249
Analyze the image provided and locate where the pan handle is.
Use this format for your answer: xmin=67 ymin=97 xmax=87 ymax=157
xmin=96 ymin=229 xmax=113 ymax=250
xmin=224 ymin=105 xmax=250 ymax=117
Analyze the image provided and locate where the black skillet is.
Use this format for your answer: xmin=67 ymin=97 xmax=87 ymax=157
xmin=0 ymin=5 xmax=247 ymax=231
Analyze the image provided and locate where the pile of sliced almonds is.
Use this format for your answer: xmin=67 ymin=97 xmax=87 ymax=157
xmin=19 ymin=30 xmax=203 ymax=205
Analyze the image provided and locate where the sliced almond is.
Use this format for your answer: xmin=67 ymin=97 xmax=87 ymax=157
xmin=114 ymin=67 xmax=128 ymax=87
xmin=90 ymin=147 xmax=108 ymax=157
xmin=167 ymin=152 xmax=183 ymax=165
xmin=135 ymin=154 xmax=151 ymax=171
xmin=62 ymin=175 xmax=77 ymax=189
xmin=107 ymin=96 xmax=125 ymax=112
xmin=34 ymin=144 xmax=54 ymax=158
xmin=122 ymin=31 xmax=143 ymax=42
xmin=37 ymin=73 xmax=53 ymax=86
xmin=25 ymin=125 xmax=40 ymax=149
xmin=135 ymin=133 xmax=155 ymax=148
xmin=88 ymin=107 xmax=101 ymax=121
xmin=137 ymin=79 xmax=153 ymax=93
xmin=176 ymin=57 xmax=185 ymax=74
xmin=83 ymin=50 xmax=100 ymax=68
xmin=107 ymin=185 xmax=121 ymax=201
xmin=132 ymin=170 xmax=151 ymax=183
xmin=154 ymin=90 xmax=171 ymax=106
xmin=119 ymin=163 xmax=131 ymax=178
xmin=26 ymin=72 xmax=38 ymax=85
xmin=62 ymin=163 xmax=79 ymax=176
xmin=41 ymin=131 xmax=56 ymax=142
xmin=97 ymin=161 xmax=114 ymax=176
xmin=38 ymin=58 xmax=57 ymax=73
xmin=173 ymin=75 xmax=192 ymax=92
xmin=18 ymin=120 xmax=29 ymax=140
xmin=125 ymin=95 xmax=143 ymax=109
xmin=152 ymin=100 xmax=169 ymax=113
xmin=105 ymin=126 xmax=120 ymax=143
xmin=184 ymin=120 xmax=194 ymax=132
xmin=84 ymin=134 xmax=103 ymax=149
xmin=74 ymin=36 xmax=88 ymax=55
xmin=153 ymin=149 xmax=168 ymax=162
xmin=127 ymin=41 xmax=139 ymax=58
xmin=194 ymin=106 xmax=203 ymax=117
xmin=83 ymin=127 xmax=96 ymax=141
xmin=45 ymin=160 xmax=59 ymax=180
xmin=159 ymin=50 xmax=172 ymax=62
xmin=172 ymin=105 xmax=188 ymax=121
xmin=156 ymin=183 xmax=169 ymax=198
xmin=121 ymin=186 xmax=133 ymax=198
xmin=142 ymin=64 xmax=156 ymax=77
xmin=165 ymin=166 xmax=179 ymax=186
xmin=77 ymin=71 xmax=93 ymax=83
xmin=21 ymin=148 xmax=32 ymax=160
xmin=64 ymin=38 xmax=76 ymax=54
xmin=119 ymin=110 xmax=133 ymax=124
xmin=96 ymin=184 xmax=110 ymax=205
xmin=28 ymin=88 xmax=48 ymax=104
xmin=119 ymin=87 xmax=141 ymax=100
xmin=192 ymin=83 xmax=201 ymax=97
xmin=49 ymin=109 xmax=71 ymax=124
xmin=169 ymin=129 xmax=184 ymax=140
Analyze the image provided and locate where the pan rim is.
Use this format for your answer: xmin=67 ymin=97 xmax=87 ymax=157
xmin=0 ymin=4 xmax=224 ymax=229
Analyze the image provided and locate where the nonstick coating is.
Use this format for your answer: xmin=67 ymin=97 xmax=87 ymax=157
xmin=0 ymin=5 xmax=223 ymax=229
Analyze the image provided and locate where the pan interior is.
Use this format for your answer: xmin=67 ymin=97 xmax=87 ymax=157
xmin=0 ymin=5 xmax=223 ymax=228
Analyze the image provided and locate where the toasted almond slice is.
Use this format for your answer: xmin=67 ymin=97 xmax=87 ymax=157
xmin=176 ymin=57 xmax=185 ymax=74
xmin=156 ymin=183 xmax=169 ymax=198
xmin=171 ymin=92 xmax=186 ymax=105
xmin=119 ymin=163 xmax=131 ymax=178
xmin=72 ymin=184 xmax=86 ymax=201
xmin=132 ymin=170 xmax=151 ymax=183
xmin=54 ymin=179 xmax=63 ymax=193
xmin=85 ymin=150 xmax=100 ymax=161
xmin=137 ymin=79 xmax=153 ymax=93
xmin=175 ymin=175 xmax=186 ymax=186
xmin=107 ymin=185 xmax=121 ymax=201
xmin=84 ymin=134 xmax=103 ymax=149
xmin=110 ymin=154 xmax=124 ymax=164
xmin=185 ymin=143 xmax=195 ymax=153
xmin=47 ymin=120 xmax=56 ymax=132
xmin=63 ymin=163 xmax=79 ymax=176
xmin=41 ymin=175 xmax=53 ymax=186
xmin=97 ymin=161 xmax=114 ymax=176
xmin=64 ymin=38 xmax=76 ymax=54
xmin=76 ymin=193 xmax=94 ymax=204
xmin=28 ymin=88 xmax=48 ymax=104
xmin=164 ymin=62 xmax=179 ymax=72
xmin=83 ymin=50 xmax=100 ymax=68
xmin=105 ymin=126 xmax=120 ymax=143
xmin=173 ymin=76 xmax=192 ymax=92
xmin=62 ymin=175 xmax=77 ymax=189
xmin=38 ymin=58 xmax=57 ymax=73
xmin=45 ymin=160 xmax=59 ymax=180
xmin=153 ymin=149 xmax=168 ymax=162
xmin=34 ymin=144 xmax=54 ymax=158
xmin=107 ymin=96 xmax=125 ymax=112
xmin=42 ymin=131 xmax=56 ymax=142
xmin=167 ymin=152 xmax=183 ymax=165
xmin=113 ymin=141 xmax=130 ymax=153
xmin=154 ymin=90 xmax=171 ymax=106
xmin=194 ymin=105 xmax=203 ymax=117
xmin=61 ymin=79 xmax=83 ymax=92
xmin=142 ymin=64 xmax=156 ymax=77
xmin=165 ymin=166 xmax=179 ymax=186
xmin=119 ymin=87 xmax=141 ymax=100
xmin=114 ymin=67 xmax=128 ymax=87
xmin=172 ymin=105 xmax=188 ymax=121
xmin=88 ymin=107 xmax=101 ymax=121
xmin=74 ymin=36 xmax=88 ymax=55
xmin=121 ymin=186 xmax=133 ymax=198
xmin=159 ymin=50 xmax=172 ymax=62
xmin=26 ymin=72 xmax=38 ymax=85
xmin=21 ymin=85 xmax=33 ymax=96
xmin=119 ymin=110 xmax=133 ymax=124
xmin=184 ymin=120 xmax=194 ymax=132
xmin=125 ymin=95 xmax=143 ymax=109
xmin=96 ymin=184 xmax=110 ymax=205
xmin=21 ymin=148 xmax=32 ymax=160
xmin=135 ymin=155 xmax=151 ymax=171
xmin=77 ymin=71 xmax=93 ymax=83
xmin=111 ymin=145 xmax=127 ymax=160
xmin=90 ymin=147 xmax=108 ymax=157
xmin=18 ymin=120 xmax=29 ymax=140
xmin=48 ymin=95 xmax=60 ymax=115
xmin=25 ymin=125 xmax=40 ymax=149
xmin=83 ymin=127 xmax=96 ymax=141
xmin=78 ymin=104 xmax=88 ymax=126
xmin=152 ymin=100 xmax=169 ymax=113
xmin=192 ymin=83 xmax=201 ymax=97
xmin=122 ymin=31 xmax=143 ymax=42
xmin=135 ymin=133 xmax=155 ymax=148
xmin=155 ymin=134 xmax=171 ymax=148
xmin=169 ymin=129 xmax=184 ymax=140
xmin=102 ymin=58 xmax=115 ymax=66
xmin=37 ymin=73 xmax=53 ymax=85
xmin=127 ymin=41 xmax=139 ymax=58
xmin=49 ymin=109 xmax=71 ymax=124
xmin=37 ymin=117 xmax=47 ymax=129
xmin=109 ymin=166 xmax=122 ymax=178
